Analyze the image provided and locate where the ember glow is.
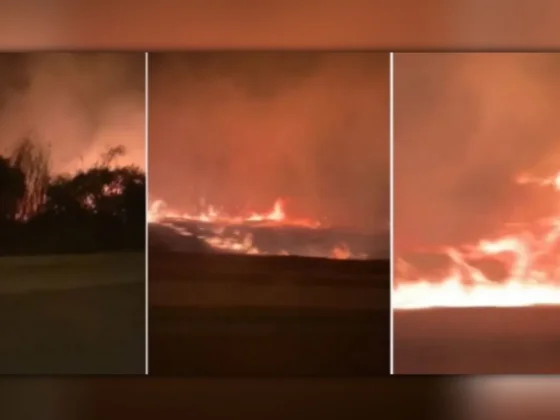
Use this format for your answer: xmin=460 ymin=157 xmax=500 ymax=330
xmin=148 ymin=198 xmax=369 ymax=259
xmin=394 ymin=171 xmax=560 ymax=309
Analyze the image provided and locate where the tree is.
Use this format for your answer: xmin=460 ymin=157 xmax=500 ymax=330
xmin=0 ymin=157 xmax=26 ymax=221
xmin=10 ymin=137 xmax=50 ymax=220
xmin=0 ymin=140 xmax=146 ymax=254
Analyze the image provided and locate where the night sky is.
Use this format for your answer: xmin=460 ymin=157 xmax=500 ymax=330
xmin=0 ymin=53 xmax=145 ymax=174
xmin=149 ymin=52 xmax=389 ymax=232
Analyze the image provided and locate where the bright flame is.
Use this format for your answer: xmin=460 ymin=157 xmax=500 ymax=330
xmin=394 ymin=170 xmax=560 ymax=309
xmin=148 ymin=197 xmax=321 ymax=228
xmin=148 ymin=197 xmax=363 ymax=259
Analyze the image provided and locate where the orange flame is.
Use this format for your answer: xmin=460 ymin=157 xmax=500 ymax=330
xmin=148 ymin=197 xmax=362 ymax=259
xmin=148 ymin=198 xmax=321 ymax=228
xmin=394 ymin=170 xmax=560 ymax=309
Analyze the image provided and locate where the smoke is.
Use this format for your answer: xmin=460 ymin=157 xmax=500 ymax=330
xmin=395 ymin=53 xmax=560 ymax=250
xmin=149 ymin=52 xmax=389 ymax=232
xmin=0 ymin=53 xmax=145 ymax=174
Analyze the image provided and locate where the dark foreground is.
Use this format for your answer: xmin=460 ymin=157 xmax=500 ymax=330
xmin=0 ymin=253 xmax=145 ymax=374
xmin=394 ymin=306 xmax=560 ymax=374
xmin=150 ymin=250 xmax=390 ymax=375
xmin=0 ymin=378 xmax=443 ymax=420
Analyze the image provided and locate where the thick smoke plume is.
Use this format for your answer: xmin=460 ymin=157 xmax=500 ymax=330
xmin=0 ymin=53 xmax=145 ymax=174
xmin=149 ymin=52 xmax=389 ymax=232
xmin=395 ymin=53 xmax=560 ymax=250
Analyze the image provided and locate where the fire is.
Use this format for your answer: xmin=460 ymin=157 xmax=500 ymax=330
xmin=247 ymin=198 xmax=284 ymax=222
xmin=394 ymin=170 xmax=560 ymax=309
xmin=331 ymin=243 xmax=351 ymax=260
xmin=147 ymin=198 xmax=321 ymax=228
xmin=148 ymin=197 xmax=364 ymax=259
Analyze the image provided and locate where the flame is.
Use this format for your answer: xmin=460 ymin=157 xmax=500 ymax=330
xmin=148 ymin=197 xmax=363 ymax=259
xmin=148 ymin=198 xmax=321 ymax=228
xmin=394 ymin=170 xmax=560 ymax=309
xmin=330 ymin=243 xmax=351 ymax=260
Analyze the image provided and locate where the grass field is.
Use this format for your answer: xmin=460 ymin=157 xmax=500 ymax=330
xmin=0 ymin=252 xmax=145 ymax=374
xmin=394 ymin=306 xmax=560 ymax=374
xmin=149 ymin=250 xmax=389 ymax=375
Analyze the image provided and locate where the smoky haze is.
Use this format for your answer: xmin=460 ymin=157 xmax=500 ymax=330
xmin=395 ymin=53 xmax=560 ymax=251
xmin=149 ymin=52 xmax=389 ymax=232
xmin=0 ymin=53 xmax=145 ymax=173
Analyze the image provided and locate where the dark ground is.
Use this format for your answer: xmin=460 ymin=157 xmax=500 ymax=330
xmin=0 ymin=378 xmax=445 ymax=420
xmin=0 ymin=253 xmax=145 ymax=374
xmin=394 ymin=306 xmax=560 ymax=374
xmin=149 ymin=250 xmax=390 ymax=376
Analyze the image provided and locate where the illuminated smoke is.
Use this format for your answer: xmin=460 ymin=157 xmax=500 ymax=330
xmin=395 ymin=53 xmax=560 ymax=249
xmin=149 ymin=52 xmax=389 ymax=233
xmin=0 ymin=53 xmax=145 ymax=175
xmin=394 ymin=53 xmax=560 ymax=308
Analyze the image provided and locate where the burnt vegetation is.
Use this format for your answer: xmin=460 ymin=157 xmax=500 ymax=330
xmin=0 ymin=138 xmax=145 ymax=255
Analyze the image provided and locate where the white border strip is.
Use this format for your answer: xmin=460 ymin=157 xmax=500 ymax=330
xmin=144 ymin=51 xmax=150 ymax=375
xmin=389 ymin=51 xmax=395 ymax=375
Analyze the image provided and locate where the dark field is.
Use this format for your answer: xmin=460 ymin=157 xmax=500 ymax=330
xmin=0 ymin=253 xmax=145 ymax=374
xmin=0 ymin=378 xmax=442 ymax=420
xmin=394 ymin=306 xmax=560 ymax=374
xmin=149 ymin=250 xmax=390 ymax=375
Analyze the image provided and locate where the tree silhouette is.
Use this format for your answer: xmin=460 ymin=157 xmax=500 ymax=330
xmin=0 ymin=140 xmax=145 ymax=255
xmin=10 ymin=137 xmax=50 ymax=220
xmin=0 ymin=156 xmax=26 ymax=221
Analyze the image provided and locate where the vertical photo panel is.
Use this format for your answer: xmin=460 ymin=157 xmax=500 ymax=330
xmin=393 ymin=53 xmax=560 ymax=374
xmin=0 ymin=53 xmax=146 ymax=374
xmin=148 ymin=52 xmax=390 ymax=375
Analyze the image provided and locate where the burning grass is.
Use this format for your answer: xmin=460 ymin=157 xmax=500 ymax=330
xmin=148 ymin=198 xmax=385 ymax=260
xmin=393 ymin=170 xmax=560 ymax=309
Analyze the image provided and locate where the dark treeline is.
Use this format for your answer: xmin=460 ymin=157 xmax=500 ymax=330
xmin=0 ymin=139 xmax=145 ymax=255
